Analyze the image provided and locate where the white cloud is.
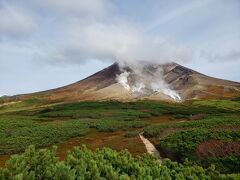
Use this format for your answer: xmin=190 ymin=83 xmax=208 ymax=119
xmin=0 ymin=3 xmax=36 ymax=38
xmin=0 ymin=0 xmax=191 ymax=65
xmin=196 ymin=30 xmax=240 ymax=63
xmin=41 ymin=20 xmax=192 ymax=65
xmin=0 ymin=0 xmax=214 ymax=67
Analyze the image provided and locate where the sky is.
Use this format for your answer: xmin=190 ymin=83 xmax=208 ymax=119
xmin=0 ymin=0 xmax=240 ymax=96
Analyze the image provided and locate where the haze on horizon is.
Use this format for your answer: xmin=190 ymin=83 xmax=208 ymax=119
xmin=0 ymin=0 xmax=240 ymax=96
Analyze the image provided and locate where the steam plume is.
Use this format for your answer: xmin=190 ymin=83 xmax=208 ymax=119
xmin=116 ymin=62 xmax=182 ymax=101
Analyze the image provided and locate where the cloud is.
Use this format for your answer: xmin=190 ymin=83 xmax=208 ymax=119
xmin=0 ymin=3 xmax=36 ymax=38
xmin=0 ymin=0 xmax=111 ymax=39
xmin=197 ymin=31 xmax=240 ymax=63
xmin=201 ymin=49 xmax=240 ymax=63
xmin=0 ymin=0 xmax=190 ymax=66
xmin=0 ymin=0 xmax=239 ymax=69
xmin=39 ymin=19 xmax=192 ymax=66
xmin=0 ymin=0 xmax=194 ymax=67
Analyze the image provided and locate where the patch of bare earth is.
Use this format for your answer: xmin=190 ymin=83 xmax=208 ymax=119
xmin=0 ymin=155 xmax=10 ymax=168
xmin=147 ymin=115 xmax=179 ymax=124
xmin=196 ymin=140 xmax=240 ymax=158
xmin=139 ymin=133 xmax=161 ymax=162
xmin=190 ymin=113 xmax=206 ymax=120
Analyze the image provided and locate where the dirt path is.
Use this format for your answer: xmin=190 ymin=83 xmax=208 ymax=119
xmin=139 ymin=133 xmax=161 ymax=162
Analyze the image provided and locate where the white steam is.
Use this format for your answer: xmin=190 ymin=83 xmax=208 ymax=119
xmin=116 ymin=71 xmax=130 ymax=91
xmin=116 ymin=62 xmax=182 ymax=101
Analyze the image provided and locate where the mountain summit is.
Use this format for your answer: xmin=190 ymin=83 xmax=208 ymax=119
xmin=9 ymin=62 xmax=240 ymax=102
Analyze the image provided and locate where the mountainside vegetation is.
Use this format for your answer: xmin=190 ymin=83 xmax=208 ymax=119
xmin=0 ymin=97 xmax=240 ymax=177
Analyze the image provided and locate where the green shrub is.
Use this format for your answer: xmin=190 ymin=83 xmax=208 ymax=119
xmin=0 ymin=145 xmax=225 ymax=179
xmin=0 ymin=116 xmax=89 ymax=154
xmin=94 ymin=119 xmax=147 ymax=132
xmin=204 ymin=155 xmax=240 ymax=174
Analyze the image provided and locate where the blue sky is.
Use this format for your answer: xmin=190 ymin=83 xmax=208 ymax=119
xmin=0 ymin=0 xmax=240 ymax=95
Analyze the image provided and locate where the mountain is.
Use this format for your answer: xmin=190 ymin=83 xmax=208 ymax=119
xmin=5 ymin=62 xmax=240 ymax=102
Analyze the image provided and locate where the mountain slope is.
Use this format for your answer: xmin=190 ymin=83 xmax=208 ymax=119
xmin=6 ymin=62 xmax=240 ymax=102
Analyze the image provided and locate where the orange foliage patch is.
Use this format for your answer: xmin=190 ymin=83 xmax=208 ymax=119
xmin=57 ymin=129 xmax=146 ymax=161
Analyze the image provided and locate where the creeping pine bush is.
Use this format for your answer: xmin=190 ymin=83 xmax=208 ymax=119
xmin=0 ymin=145 xmax=233 ymax=180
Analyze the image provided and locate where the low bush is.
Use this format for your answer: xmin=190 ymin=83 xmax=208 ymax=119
xmin=0 ymin=116 xmax=89 ymax=154
xmin=94 ymin=119 xmax=147 ymax=132
xmin=0 ymin=145 xmax=229 ymax=180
